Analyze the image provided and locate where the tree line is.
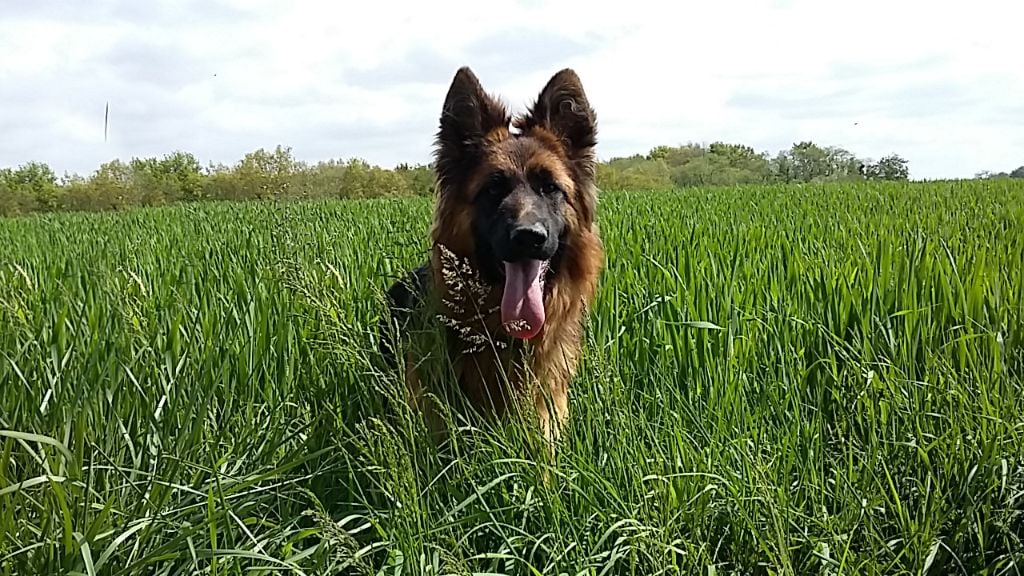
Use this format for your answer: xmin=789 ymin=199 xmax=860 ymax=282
xmin=0 ymin=140 xmax=929 ymax=217
xmin=976 ymin=166 xmax=1024 ymax=180
xmin=597 ymin=141 xmax=911 ymax=189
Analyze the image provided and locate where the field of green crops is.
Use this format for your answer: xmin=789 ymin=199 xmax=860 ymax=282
xmin=1 ymin=180 xmax=1023 ymax=575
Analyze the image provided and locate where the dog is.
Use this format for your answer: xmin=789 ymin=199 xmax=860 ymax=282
xmin=379 ymin=66 xmax=603 ymax=451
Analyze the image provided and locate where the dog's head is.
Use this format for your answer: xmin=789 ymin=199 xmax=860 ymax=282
xmin=431 ymin=66 xmax=598 ymax=340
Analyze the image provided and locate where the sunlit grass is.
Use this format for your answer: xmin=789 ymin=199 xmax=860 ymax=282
xmin=1 ymin=180 xmax=1022 ymax=575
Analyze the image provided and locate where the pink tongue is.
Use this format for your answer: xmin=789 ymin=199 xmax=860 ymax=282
xmin=501 ymin=259 xmax=547 ymax=339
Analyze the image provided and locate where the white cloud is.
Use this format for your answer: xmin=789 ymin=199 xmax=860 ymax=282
xmin=1 ymin=0 xmax=1022 ymax=180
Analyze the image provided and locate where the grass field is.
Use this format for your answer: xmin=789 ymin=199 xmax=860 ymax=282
xmin=1 ymin=180 xmax=1023 ymax=575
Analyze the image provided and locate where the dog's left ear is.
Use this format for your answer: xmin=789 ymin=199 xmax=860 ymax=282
xmin=518 ymin=69 xmax=598 ymax=225
xmin=518 ymin=68 xmax=597 ymax=168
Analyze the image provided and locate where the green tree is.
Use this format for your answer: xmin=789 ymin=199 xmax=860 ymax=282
xmin=646 ymin=145 xmax=674 ymax=162
xmin=598 ymin=156 xmax=672 ymax=190
xmin=602 ymin=155 xmax=675 ymax=189
xmin=236 ymin=145 xmax=302 ymax=199
xmin=395 ymin=163 xmax=435 ymax=196
xmin=864 ymin=154 xmax=910 ymax=181
xmin=335 ymin=158 xmax=411 ymax=198
xmin=770 ymin=141 xmax=864 ymax=183
xmin=708 ymin=142 xmax=771 ymax=184
xmin=127 ymin=153 xmax=204 ymax=205
xmin=155 ymin=151 xmax=205 ymax=200
xmin=0 ymin=161 xmax=63 ymax=211
xmin=201 ymin=145 xmax=302 ymax=201
xmin=0 ymin=172 xmax=18 ymax=216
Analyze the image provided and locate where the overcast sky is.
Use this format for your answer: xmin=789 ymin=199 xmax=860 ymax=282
xmin=2 ymin=0 xmax=1021 ymax=180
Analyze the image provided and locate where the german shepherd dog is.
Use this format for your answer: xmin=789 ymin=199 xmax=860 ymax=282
xmin=379 ymin=66 xmax=603 ymax=450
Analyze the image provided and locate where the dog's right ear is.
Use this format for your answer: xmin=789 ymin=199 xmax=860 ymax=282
xmin=434 ymin=67 xmax=509 ymax=192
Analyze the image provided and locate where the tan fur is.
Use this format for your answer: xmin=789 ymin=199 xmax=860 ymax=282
xmin=394 ymin=66 xmax=602 ymax=451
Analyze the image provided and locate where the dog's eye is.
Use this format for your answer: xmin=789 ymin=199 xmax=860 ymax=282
xmin=486 ymin=183 xmax=509 ymax=199
xmin=539 ymin=182 xmax=561 ymax=196
xmin=481 ymin=173 xmax=511 ymax=199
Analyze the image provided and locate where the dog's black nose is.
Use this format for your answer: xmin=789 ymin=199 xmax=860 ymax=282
xmin=510 ymin=223 xmax=548 ymax=255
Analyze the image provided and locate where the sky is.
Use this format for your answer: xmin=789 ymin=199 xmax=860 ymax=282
xmin=1 ymin=0 xmax=1022 ymax=181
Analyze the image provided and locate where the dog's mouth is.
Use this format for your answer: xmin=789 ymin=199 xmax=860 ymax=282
xmin=500 ymin=259 xmax=550 ymax=340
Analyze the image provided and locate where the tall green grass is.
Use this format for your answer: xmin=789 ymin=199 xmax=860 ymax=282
xmin=1 ymin=180 xmax=1022 ymax=575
